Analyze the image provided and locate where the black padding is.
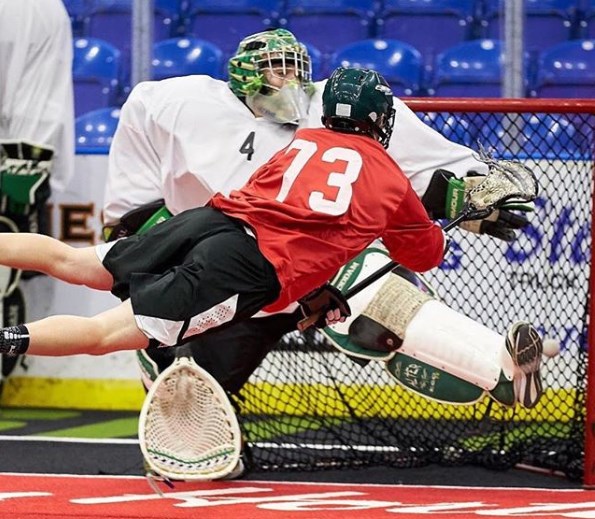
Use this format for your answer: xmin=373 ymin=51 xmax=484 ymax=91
xmin=105 ymin=199 xmax=167 ymax=242
xmin=1 ymin=286 xmax=26 ymax=378
xmin=349 ymin=315 xmax=402 ymax=353
xmin=420 ymin=169 xmax=456 ymax=219
xmin=120 ymin=199 xmax=166 ymax=232
xmin=144 ymin=310 xmax=301 ymax=395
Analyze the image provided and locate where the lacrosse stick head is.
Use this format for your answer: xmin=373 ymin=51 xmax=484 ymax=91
xmin=138 ymin=354 xmax=242 ymax=482
xmin=463 ymin=148 xmax=539 ymax=219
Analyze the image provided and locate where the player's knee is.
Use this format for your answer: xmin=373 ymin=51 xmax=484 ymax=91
xmin=85 ymin=330 xmax=116 ymax=356
xmin=60 ymin=247 xmax=111 ymax=290
xmin=50 ymin=244 xmax=82 ymax=280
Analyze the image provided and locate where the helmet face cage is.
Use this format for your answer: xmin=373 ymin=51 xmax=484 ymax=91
xmin=228 ymin=29 xmax=313 ymax=98
xmin=322 ymin=67 xmax=396 ymax=148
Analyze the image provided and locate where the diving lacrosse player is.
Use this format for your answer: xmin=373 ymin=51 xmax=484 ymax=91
xmin=0 ymin=66 xmax=447 ymax=358
xmin=100 ymin=29 xmax=539 ymax=411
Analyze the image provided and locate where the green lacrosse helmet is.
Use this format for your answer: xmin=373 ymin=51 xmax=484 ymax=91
xmin=322 ymin=67 xmax=396 ymax=148
xmin=228 ymin=28 xmax=313 ymax=98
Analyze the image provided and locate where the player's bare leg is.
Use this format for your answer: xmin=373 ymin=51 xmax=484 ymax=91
xmin=0 ymin=232 xmax=113 ymax=290
xmin=0 ymin=299 xmax=150 ymax=357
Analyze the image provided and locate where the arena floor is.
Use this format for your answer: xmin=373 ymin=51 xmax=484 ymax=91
xmin=0 ymin=407 xmax=589 ymax=519
xmin=0 ymin=407 xmax=583 ymax=488
xmin=0 ymin=436 xmax=581 ymax=488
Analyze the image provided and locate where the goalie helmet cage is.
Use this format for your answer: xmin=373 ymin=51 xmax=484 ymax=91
xmin=235 ymin=98 xmax=595 ymax=484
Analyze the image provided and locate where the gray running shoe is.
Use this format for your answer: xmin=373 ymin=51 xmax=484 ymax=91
xmin=506 ymin=321 xmax=544 ymax=408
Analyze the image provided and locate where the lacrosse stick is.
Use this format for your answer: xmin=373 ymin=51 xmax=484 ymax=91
xmin=138 ymin=344 xmax=242 ymax=483
xmin=297 ymin=154 xmax=538 ymax=332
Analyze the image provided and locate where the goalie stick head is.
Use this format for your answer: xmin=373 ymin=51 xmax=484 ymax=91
xmin=138 ymin=354 xmax=242 ymax=482
xmin=322 ymin=67 xmax=396 ymax=148
xmin=465 ymin=146 xmax=539 ymax=214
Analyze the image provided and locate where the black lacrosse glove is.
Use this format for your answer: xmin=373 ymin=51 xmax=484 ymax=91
xmin=421 ymin=169 xmax=532 ymax=243
xmin=456 ymin=208 xmax=529 ymax=242
xmin=298 ymin=283 xmax=351 ymax=329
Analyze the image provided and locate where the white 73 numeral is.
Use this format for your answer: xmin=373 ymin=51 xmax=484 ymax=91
xmin=275 ymin=139 xmax=362 ymax=216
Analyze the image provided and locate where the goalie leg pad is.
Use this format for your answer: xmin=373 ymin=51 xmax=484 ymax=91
xmin=324 ymin=270 xmax=432 ymax=361
xmin=359 ymin=272 xmax=433 ymax=339
xmin=398 ymin=300 xmax=510 ymax=391
xmin=323 ymin=245 xmax=404 ymax=360
xmin=385 ymin=352 xmax=486 ymax=405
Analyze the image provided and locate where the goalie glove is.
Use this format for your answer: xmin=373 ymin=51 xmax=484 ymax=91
xmin=298 ymin=283 xmax=351 ymax=329
xmin=421 ymin=169 xmax=533 ymax=242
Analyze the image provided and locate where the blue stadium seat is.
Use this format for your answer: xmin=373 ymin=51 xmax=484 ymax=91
xmin=185 ymin=0 xmax=282 ymax=57
xmin=481 ymin=0 xmax=578 ymax=53
xmin=284 ymin=0 xmax=376 ymax=55
xmin=152 ymin=38 xmax=224 ymax=80
xmin=302 ymin=42 xmax=325 ymax=81
xmin=533 ymin=39 xmax=595 ymax=97
xmin=432 ymin=39 xmax=504 ymax=97
xmin=154 ymin=0 xmax=186 ymax=36
xmin=72 ymin=37 xmax=121 ymax=117
xmin=86 ymin=0 xmax=184 ymax=68
xmin=419 ymin=113 xmax=476 ymax=147
xmin=75 ymin=107 xmax=121 ymax=153
xmin=578 ymin=0 xmax=595 ymax=38
xmin=477 ymin=113 xmax=582 ymax=159
xmin=330 ymin=39 xmax=423 ymax=96
xmin=521 ymin=113 xmax=583 ymax=159
xmin=62 ymin=0 xmax=89 ymax=36
xmin=377 ymin=0 xmax=477 ymax=64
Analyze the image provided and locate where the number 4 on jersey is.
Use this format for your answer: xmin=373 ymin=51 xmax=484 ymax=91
xmin=239 ymin=132 xmax=255 ymax=161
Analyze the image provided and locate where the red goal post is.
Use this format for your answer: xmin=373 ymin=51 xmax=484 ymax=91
xmin=238 ymin=98 xmax=595 ymax=484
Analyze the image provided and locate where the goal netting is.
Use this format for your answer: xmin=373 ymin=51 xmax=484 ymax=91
xmin=235 ymin=98 xmax=595 ymax=483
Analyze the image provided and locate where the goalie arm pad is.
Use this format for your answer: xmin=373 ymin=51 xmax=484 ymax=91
xmin=421 ymin=169 xmax=532 ymax=242
xmin=0 ymin=141 xmax=53 ymax=214
xmin=298 ymin=283 xmax=351 ymax=329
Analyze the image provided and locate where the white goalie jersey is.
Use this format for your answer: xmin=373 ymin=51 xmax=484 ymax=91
xmin=102 ymin=75 xmax=488 ymax=225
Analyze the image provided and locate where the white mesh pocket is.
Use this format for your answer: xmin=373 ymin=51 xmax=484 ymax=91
xmin=139 ymin=357 xmax=241 ymax=481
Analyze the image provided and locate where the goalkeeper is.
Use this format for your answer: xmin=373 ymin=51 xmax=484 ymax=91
xmin=0 ymin=66 xmax=448 ymax=355
xmin=100 ymin=28 xmax=536 ymax=406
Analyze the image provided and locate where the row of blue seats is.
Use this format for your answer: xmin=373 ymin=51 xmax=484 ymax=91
xmin=63 ymin=0 xmax=595 ymax=67
xmin=75 ymin=106 xmax=594 ymax=161
xmin=72 ymin=35 xmax=595 ymax=116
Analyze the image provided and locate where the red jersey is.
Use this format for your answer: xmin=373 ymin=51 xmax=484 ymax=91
xmin=210 ymin=128 xmax=444 ymax=312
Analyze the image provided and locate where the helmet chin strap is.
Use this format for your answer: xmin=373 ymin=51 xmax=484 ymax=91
xmin=246 ymin=84 xmax=310 ymax=125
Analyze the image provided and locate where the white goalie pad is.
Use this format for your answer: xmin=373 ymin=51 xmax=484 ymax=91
xmin=400 ymin=300 xmax=514 ymax=391
xmin=323 ymin=243 xmax=515 ymax=392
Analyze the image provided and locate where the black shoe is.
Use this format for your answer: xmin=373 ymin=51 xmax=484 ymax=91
xmin=506 ymin=321 xmax=543 ymax=409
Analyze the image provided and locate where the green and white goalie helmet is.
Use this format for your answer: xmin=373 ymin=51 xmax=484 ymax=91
xmin=228 ymin=28 xmax=314 ymax=125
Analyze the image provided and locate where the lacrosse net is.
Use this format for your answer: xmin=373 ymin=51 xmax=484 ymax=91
xmin=234 ymin=99 xmax=595 ymax=483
